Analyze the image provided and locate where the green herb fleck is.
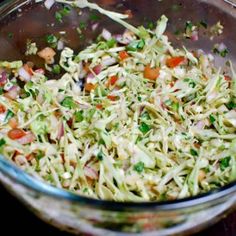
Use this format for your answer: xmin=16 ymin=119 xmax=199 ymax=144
xmin=4 ymin=110 xmax=14 ymax=122
xmin=147 ymin=21 xmax=155 ymax=30
xmin=185 ymin=21 xmax=193 ymax=31
xmin=7 ymin=32 xmax=13 ymax=39
xmin=52 ymin=64 xmax=61 ymax=74
xmin=209 ymin=114 xmax=216 ymax=124
xmin=226 ymin=101 xmax=236 ymax=110
xmin=133 ymin=161 xmax=145 ymax=173
xmin=74 ymin=110 xmax=84 ymax=122
xmin=79 ymin=21 xmax=87 ymax=30
xmin=190 ymin=148 xmax=198 ymax=156
xmin=55 ymin=6 xmax=71 ymax=23
xmin=55 ymin=11 xmax=63 ymax=23
xmin=106 ymin=38 xmax=116 ymax=48
xmin=220 ymin=156 xmax=231 ymax=171
xmin=0 ymin=138 xmax=6 ymax=147
xmin=126 ymin=39 xmax=145 ymax=51
xmin=97 ymin=151 xmax=104 ymax=161
xmin=89 ymin=13 xmax=101 ymax=21
xmin=83 ymin=187 xmax=89 ymax=193
xmin=139 ymin=122 xmax=151 ymax=134
xmin=172 ymin=102 xmax=179 ymax=112
xmin=61 ymin=96 xmax=76 ymax=109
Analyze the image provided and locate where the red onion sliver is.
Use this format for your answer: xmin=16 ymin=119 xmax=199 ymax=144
xmin=190 ymin=31 xmax=199 ymax=41
xmin=91 ymin=23 xmax=99 ymax=31
xmin=0 ymin=71 xmax=7 ymax=85
xmin=92 ymin=64 xmax=102 ymax=75
xmin=84 ymin=166 xmax=98 ymax=180
xmin=4 ymin=86 xmax=20 ymax=100
xmin=57 ymin=122 xmax=64 ymax=140
xmin=18 ymin=67 xmax=31 ymax=81
xmin=17 ymin=133 xmax=35 ymax=145
xmin=102 ymin=28 xmax=112 ymax=41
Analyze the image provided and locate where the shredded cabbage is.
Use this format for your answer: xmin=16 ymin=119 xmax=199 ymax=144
xmin=0 ymin=1 xmax=236 ymax=202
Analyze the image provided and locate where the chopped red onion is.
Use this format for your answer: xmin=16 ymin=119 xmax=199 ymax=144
xmin=5 ymin=86 xmax=20 ymax=100
xmin=57 ymin=122 xmax=64 ymax=140
xmin=18 ymin=67 xmax=31 ymax=81
xmin=196 ymin=120 xmax=205 ymax=130
xmin=102 ymin=28 xmax=112 ymax=41
xmin=114 ymin=34 xmax=131 ymax=45
xmin=0 ymin=71 xmax=7 ymax=85
xmin=84 ymin=166 xmax=98 ymax=179
xmin=190 ymin=31 xmax=199 ymax=41
xmin=17 ymin=132 xmax=35 ymax=145
xmin=91 ymin=23 xmax=99 ymax=31
xmin=92 ymin=64 xmax=102 ymax=75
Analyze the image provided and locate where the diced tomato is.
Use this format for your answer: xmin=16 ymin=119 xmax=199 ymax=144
xmin=0 ymin=104 xmax=6 ymax=113
xmin=224 ymin=75 xmax=232 ymax=81
xmin=166 ymin=56 xmax=185 ymax=68
xmin=26 ymin=154 xmax=34 ymax=161
xmin=8 ymin=117 xmax=18 ymax=129
xmin=23 ymin=63 xmax=34 ymax=76
xmin=8 ymin=128 xmax=26 ymax=140
xmin=109 ymin=75 xmax=119 ymax=86
xmin=119 ymin=51 xmax=130 ymax=61
xmin=107 ymin=95 xmax=117 ymax=101
xmin=84 ymin=62 xmax=91 ymax=73
xmin=144 ymin=64 xmax=160 ymax=81
xmin=96 ymin=104 xmax=103 ymax=110
xmin=37 ymin=47 xmax=56 ymax=64
xmin=85 ymin=83 xmax=97 ymax=92
xmin=170 ymin=81 xmax=175 ymax=87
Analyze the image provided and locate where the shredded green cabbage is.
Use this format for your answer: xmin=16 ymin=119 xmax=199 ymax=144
xmin=0 ymin=1 xmax=236 ymax=202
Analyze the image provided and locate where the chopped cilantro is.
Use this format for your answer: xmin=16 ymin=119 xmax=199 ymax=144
xmin=4 ymin=110 xmax=14 ymax=122
xmin=190 ymin=148 xmax=198 ymax=156
xmin=61 ymin=96 xmax=76 ymax=109
xmin=139 ymin=122 xmax=151 ymax=134
xmin=133 ymin=161 xmax=145 ymax=173
xmin=0 ymin=138 xmax=6 ymax=147
xmin=74 ymin=110 xmax=84 ymax=122
xmin=7 ymin=32 xmax=13 ymax=39
xmin=220 ymin=156 xmax=231 ymax=171
xmin=89 ymin=13 xmax=101 ymax=21
xmin=97 ymin=151 xmax=104 ymax=161
xmin=126 ymin=39 xmax=145 ymax=51
xmin=209 ymin=114 xmax=216 ymax=124
xmin=226 ymin=101 xmax=236 ymax=109
xmin=79 ymin=21 xmax=87 ymax=30
xmin=52 ymin=64 xmax=61 ymax=74
xmin=106 ymin=38 xmax=116 ymax=48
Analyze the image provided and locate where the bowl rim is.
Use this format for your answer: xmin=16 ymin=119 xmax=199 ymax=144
xmin=1 ymin=154 xmax=236 ymax=211
xmin=0 ymin=0 xmax=236 ymax=212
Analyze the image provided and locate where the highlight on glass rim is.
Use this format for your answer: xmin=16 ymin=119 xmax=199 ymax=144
xmin=0 ymin=0 xmax=236 ymax=203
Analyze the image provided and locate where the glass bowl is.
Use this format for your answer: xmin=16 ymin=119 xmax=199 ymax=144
xmin=0 ymin=0 xmax=236 ymax=235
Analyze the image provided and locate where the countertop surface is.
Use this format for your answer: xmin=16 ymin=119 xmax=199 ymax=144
xmin=1 ymin=184 xmax=235 ymax=236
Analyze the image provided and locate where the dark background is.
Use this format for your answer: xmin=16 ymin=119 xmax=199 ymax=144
xmin=1 ymin=183 xmax=235 ymax=236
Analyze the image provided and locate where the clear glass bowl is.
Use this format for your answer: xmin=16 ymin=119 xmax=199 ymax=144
xmin=0 ymin=0 xmax=236 ymax=235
